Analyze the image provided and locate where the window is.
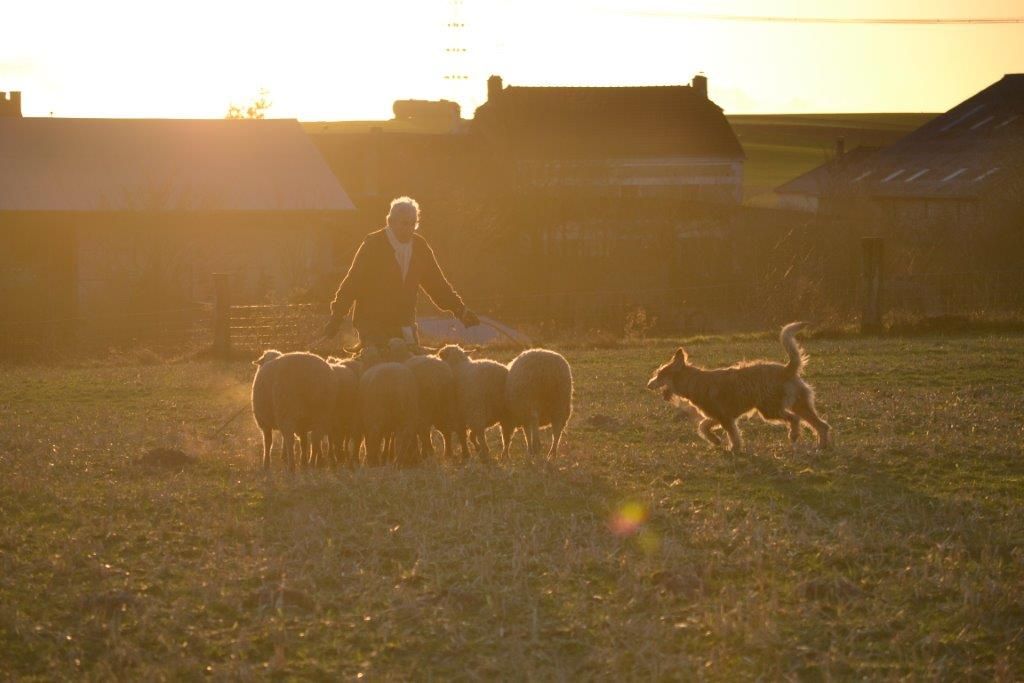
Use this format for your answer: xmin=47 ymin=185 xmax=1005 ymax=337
xmin=940 ymin=104 xmax=985 ymax=132
xmin=852 ymin=170 xmax=873 ymax=182
xmin=882 ymin=169 xmax=905 ymax=182
xmin=942 ymin=168 xmax=968 ymax=182
xmin=905 ymin=169 xmax=930 ymax=182
xmin=969 ymin=115 xmax=995 ymax=130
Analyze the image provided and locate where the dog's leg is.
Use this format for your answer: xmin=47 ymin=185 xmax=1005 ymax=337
xmin=792 ymin=392 xmax=831 ymax=449
xmin=721 ymin=418 xmax=743 ymax=453
xmin=782 ymin=410 xmax=802 ymax=445
xmin=697 ymin=418 xmax=723 ymax=446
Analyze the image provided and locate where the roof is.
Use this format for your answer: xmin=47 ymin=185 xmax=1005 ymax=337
xmin=0 ymin=118 xmax=355 ymax=211
xmin=776 ymin=146 xmax=882 ymax=195
xmin=776 ymin=74 xmax=1024 ymax=200
xmin=473 ymin=84 xmax=745 ymax=160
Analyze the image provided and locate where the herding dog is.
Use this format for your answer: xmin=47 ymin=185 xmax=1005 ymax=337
xmin=646 ymin=322 xmax=831 ymax=452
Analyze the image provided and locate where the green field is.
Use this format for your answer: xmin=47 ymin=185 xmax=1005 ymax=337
xmin=727 ymin=113 xmax=937 ymax=205
xmin=3 ymin=333 xmax=1023 ymax=678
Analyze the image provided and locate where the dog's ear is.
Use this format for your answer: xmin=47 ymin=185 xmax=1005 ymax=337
xmin=673 ymin=347 xmax=688 ymax=365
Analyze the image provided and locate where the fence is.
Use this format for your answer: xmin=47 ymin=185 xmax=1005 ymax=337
xmin=4 ymin=252 xmax=1024 ymax=360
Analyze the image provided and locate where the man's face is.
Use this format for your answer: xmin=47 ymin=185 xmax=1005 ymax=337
xmin=387 ymin=206 xmax=417 ymax=243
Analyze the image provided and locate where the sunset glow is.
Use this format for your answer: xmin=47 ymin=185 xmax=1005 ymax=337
xmin=4 ymin=0 xmax=1023 ymax=119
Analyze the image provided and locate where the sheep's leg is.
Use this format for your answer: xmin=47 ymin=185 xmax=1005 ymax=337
xmin=500 ymin=423 xmax=514 ymax=459
xmin=457 ymin=428 xmax=471 ymax=463
xmin=442 ymin=430 xmax=454 ymax=461
xmin=471 ymin=428 xmax=492 ymax=463
xmin=282 ymin=432 xmax=297 ymax=472
xmin=298 ymin=433 xmax=312 ymax=467
xmin=261 ymin=428 xmax=273 ymax=470
xmin=525 ymin=413 xmax=541 ymax=458
xmin=419 ymin=427 xmax=435 ymax=462
xmin=398 ymin=431 xmax=419 ymax=468
xmin=366 ymin=431 xmax=383 ymax=467
xmin=547 ymin=418 xmax=567 ymax=459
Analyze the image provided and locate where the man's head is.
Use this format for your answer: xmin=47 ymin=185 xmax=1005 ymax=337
xmin=386 ymin=196 xmax=420 ymax=243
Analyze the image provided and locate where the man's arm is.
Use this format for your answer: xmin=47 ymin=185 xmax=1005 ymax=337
xmin=417 ymin=238 xmax=467 ymax=318
xmin=324 ymin=241 xmax=368 ymax=336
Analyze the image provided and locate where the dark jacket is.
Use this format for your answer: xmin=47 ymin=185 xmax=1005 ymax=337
xmin=329 ymin=229 xmax=465 ymax=344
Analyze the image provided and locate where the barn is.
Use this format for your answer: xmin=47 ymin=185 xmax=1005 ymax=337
xmin=0 ymin=115 xmax=356 ymax=332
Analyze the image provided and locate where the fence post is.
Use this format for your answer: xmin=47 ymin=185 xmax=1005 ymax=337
xmin=861 ymin=237 xmax=884 ymax=334
xmin=213 ymin=273 xmax=232 ymax=358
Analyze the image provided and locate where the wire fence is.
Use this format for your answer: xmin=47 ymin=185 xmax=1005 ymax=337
xmin=3 ymin=268 xmax=1024 ymax=360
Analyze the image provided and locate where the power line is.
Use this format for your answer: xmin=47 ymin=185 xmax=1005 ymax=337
xmin=621 ymin=11 xmax=1024 ymax=25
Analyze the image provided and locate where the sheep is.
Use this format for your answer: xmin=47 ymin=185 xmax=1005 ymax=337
xmin=437 ymin=344 xmax=509 ymax=462
xmin=357 ymin=360 xmax=420 ymax=467
xmin=251 ymin=350 xmax=335 ymax=471
xmin=326 ymin=356 xmax=363 ymax=466
xmin=505 ymin=348 xmax=573 ymax=459
xmin=405 ymin=354 xmax=462 ymax=461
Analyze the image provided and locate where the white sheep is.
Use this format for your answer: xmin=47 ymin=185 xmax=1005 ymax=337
xmin=405 ymin=354 xmax=462 ymax=461
xmin=505 ymin=348 xmax=573 ymax=459
xmin=251 ymin=350 xmax=335 ymax=471
xmin=437 ymin=344 xmax=509 ymax=462
xmin=357 ymin=361 xmax=420 ymax=467
xmin=326 ymin=356 xmax=363 ymax=466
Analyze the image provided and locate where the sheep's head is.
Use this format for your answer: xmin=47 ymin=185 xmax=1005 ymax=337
xmin=356 ymin=345 xmax=383 ymax=368
xmin=253 ymin=349 xmax=283 ymax=366
xmin=386 ymin=338 xmax=414 ymax=362
xmin=437 ymin=344 xmax=469 ymax=365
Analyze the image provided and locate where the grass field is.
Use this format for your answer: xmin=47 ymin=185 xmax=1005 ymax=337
xmin=2 ymin=332 xmax=1023 ymax=679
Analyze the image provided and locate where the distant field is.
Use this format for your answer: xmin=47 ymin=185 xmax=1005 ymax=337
xmin=2 ymin=332 xmax=1023 ymax=678
xmin=728 ymin=113 xmax=937 ymax=205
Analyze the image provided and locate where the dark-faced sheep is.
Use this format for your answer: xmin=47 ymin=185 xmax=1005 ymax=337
xmin=251 ymin=350 xmax=335 ymax=471
xmin=358 ymin=361 xmax=420 ymax=467
xmin=505 ymin=348 xmax=573 ymax=459
xmin=437 ymin=344 xmax=509 ymax=462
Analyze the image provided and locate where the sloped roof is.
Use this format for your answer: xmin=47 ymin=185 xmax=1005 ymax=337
xmin=776 ymin=146 xmax=882 ymax=195
xmin=776 ymin=74 xmax=1024 ymax=200
xmin=473 ymin=84 xmax=744 ymax=160
xmin=0 ymin=118 xmax=355 ymax=211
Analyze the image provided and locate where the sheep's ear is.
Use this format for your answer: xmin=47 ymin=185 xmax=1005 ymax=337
xmin=673 ymin=347 xmax=688 ymax=365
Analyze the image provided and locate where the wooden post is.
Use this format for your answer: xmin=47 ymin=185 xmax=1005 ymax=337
xmin=861 ymin=237 xmax=884 ymax=334
xmin=213 ymin=273 xmax=231 ymax=358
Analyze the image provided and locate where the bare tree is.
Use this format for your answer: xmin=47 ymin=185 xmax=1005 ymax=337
xmin=226 ymin=89 xmax=272 ymax=119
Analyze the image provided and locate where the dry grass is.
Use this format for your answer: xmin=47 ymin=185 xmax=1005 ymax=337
xmin=2 ymin=333 xmax=1023 ymax=679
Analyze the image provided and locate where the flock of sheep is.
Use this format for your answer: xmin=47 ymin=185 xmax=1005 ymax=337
xmin=250 ymin=341 xmax=574 ymax=470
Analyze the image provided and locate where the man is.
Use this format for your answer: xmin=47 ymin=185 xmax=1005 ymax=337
xmin=322 ymin=196 xmax=479 ymax=348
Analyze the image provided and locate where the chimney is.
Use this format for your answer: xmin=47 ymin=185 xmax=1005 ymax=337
xmin=835 ymin=137 xmax=846 ymax=160
xmin=691 ymin=74 xmax=707 ymax=99
xmin=487 ymin=75 xmax=503 ymax=103
xmin=0 ymin=91 xmax=22 ymax=118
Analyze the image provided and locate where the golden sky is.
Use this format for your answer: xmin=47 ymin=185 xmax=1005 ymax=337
xmin=3 ymin=0 xmax=1022 ymax=120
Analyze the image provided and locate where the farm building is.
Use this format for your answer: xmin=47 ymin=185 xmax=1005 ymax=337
xmin=776 ymin=74 xmax=1024 ymax=227
xmin=473 ymin=74 xmax=745 ymax=202
xmin=0 ymin=114 xmax=356 ymax=329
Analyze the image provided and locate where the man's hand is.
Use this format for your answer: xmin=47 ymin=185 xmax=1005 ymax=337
xmin=459 ymin=308 xmax=480 ymax=328
xmin=322 ymin=317 xmax=342 ymax=340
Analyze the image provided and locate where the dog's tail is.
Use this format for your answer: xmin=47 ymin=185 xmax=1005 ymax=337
xmin=780 ymin=322 xmax=809 ymax=375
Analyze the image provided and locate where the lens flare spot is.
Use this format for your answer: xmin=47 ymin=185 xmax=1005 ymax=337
xmin=610 ymin=501 xmax=648 ymax=537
